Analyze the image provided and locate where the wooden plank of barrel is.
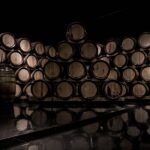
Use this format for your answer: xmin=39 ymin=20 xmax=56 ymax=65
xmin=66 ymin=22 xmax=87 ymax=43
xmin=0 ymin=65 xmax=16 ymax=100
xmin=17 ymin=38 xmax=31 ymax=53
xmin=79 ymin=80 xmax=98 ymax=99
xmin=105 ymin=40 xmax=117 ymax=55
xmin=27 ymin=144 xmax=42 ymax=150
xmin=45 ymin=45 xmax=57 ymax=58
xmin=31 ymin=110 xmax=48 ymax=127
xmin=80 ymin=41 xmax=98 ymax=60
xmin=131 ymin=50 xmax=147 ymax=66
xmin=31 ymin=80 xmax=49 ymax=99
xmin=122 ymin=67 xmax=138 ymax=82
xmin=0 ymin=48 xmax=6 ymax=63
xmin=56 ymin=110 xmax=73 ymax=125
xmin=8 ymin=50 xmax=24 ymax=67
xmin=138 ymin=32 xmax=150 ymax=48
xmin=113 ymin=53 xmax=128 ymax=68
xmin=134 ymin=107 xmax=148 ymax=123
xmin=140 ymin=66 xmax=150 ymax=81
xmin=121 ymin=37 xmax=136 ymax=52
xmin=68 ymin=61 xmax=86 ymax=80
xmin=94 ymin=134 xmax=115 ymax=150
xmin=107 ymin=116 xmax=124 ymax=132
xmin=32 ymin=42 xmax=45 ymax=56
xmin=0 ymin=32 xmax=16 ymax=49
xmin=15 ymin=67 xmax=30 ymax=83
xmin=132 ymin=82 xmax=148 ymax=98
xmin=80 ymin=110 xmax=99 ymax=135
xmin=57 ymin=41 xmax=74 ymax=60
xmin=44 ymin=61 xmax=61 ymax=80
xmin=24 ymin=54 xmax=38 ymax=69
xmin=56 ymin=81 xmax=74 ymax=99
xmin=103 ymin=80 xmax=122 ymax=99
xmin=91 ymin=61 xmax=110 ymax=79
xmin=68 ymin=134 xmax=90 ymax=150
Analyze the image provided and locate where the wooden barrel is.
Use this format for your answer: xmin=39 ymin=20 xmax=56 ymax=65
xmin=80 ymin=110 xmax=99 ymax=135
xmin=56 ymin=110 xmax=73 ymax=125
xmin=119 ymin=138 xmax=133 ymax=150
xmin=31 ymin=68 xmax=44 ymax=80
xmin=131 ymin=50 xmax=147 ymax=66
xmin=56 ymin=81 xmax=74 ymax=99
xmin=105 ymin=40 xmax=117 ymax=55
xmin=38 ymin=57 xmax=49 ymax=68
xmin=68 ymin=61 xmax=86 ymax=80
xmin=16 ymin=118 xmax=29 ymax=131
xmin=45 ymin=45 xmax=57 ymax=58
xmin=8 ymin=50 xmax=24 ymax=67
xmin=94 ymin=135 xmax=115 ymax=150
xmin=132 ymin=82 xmax=148 ymax=98
xmin=0 ymin=65 xmax=16 ymax=100
xmin=134 ymin=107 xmax=149 ymax=123
xmin=126 ymin=126 xmax=141 ymax=138
xmin=107 ymin=116 xmax=124 ymax=132
xmin=0 ymin=48 xmax=6 ymax=63
xmin=68 ymin=134 xmax=90 ymax=150
xmin=103 ymin=80 xmax=122 ymax=99
xmin=79 ymin=80 xmax=98 ymax=99
xmin=140 ymin=66 xmax=150 ymax=81
xmin=31 ymin=80 xmax=49 ymax=99
xmin=44 ymin=61 xmax=61 ymax=80
xmin=66 ymin=22 xmax=87 ymax=43
xmin=113 ymin=53 xmax=128 ymax=68
xmin=80 ymin=41 xmax=98 ymax=60
xmin=0 ymin=32 xmax=16 ymax=49
xmin=23 ymin=83 xmax=33 ymax=97
xmin=24 ymin=54 xmax=38 ymax=69
xmin=122 ymin=67 xmax=138 ymax=82
xmin=107 ymin=68 xmax=120 ymax=80
xmin=121 ymin=37 xmax=136 ymax=52
xmin=91 ymin=61 xmax=110 ymax=79
xmin=31 ymin=110 xmax=48 ymax=127
xmin=57 ymin=41 xmax=74 ymax=60
xmin=15 ymin=82 xmax=22 ymax=98
xmin=138 ymin=32 xmax=150 ymax=48
xmin=32 ymin=42 xmax=45 ymax=56
xmin=17 ymin=38 xmax=31 ymax=53
xmin=16 ymin=67 xmax=30 ymax=83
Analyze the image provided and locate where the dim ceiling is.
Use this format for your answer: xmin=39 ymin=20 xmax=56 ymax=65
xmin=0 ymin=2 xmax=149 ymax=44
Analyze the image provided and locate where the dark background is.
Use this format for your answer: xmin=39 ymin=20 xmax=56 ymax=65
xmin=0 ymin=1 xmax=149 ymax=44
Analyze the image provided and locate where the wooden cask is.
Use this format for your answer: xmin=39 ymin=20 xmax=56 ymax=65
xmin=32 ymin=42 xmax=45 ymax=56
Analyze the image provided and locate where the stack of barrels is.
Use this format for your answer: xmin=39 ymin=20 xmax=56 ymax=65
xmin=2 ymin=23 xmax=150 ymax=150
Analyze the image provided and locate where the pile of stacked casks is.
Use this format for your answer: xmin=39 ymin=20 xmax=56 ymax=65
xmin=1 ymin=23 xmax=150 ymax=150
